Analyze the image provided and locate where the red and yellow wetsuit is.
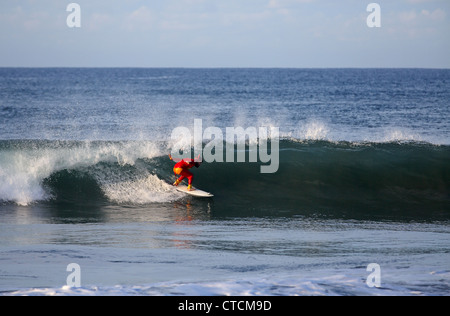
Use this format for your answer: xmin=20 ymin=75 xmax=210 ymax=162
xmin=170 ymin=155 xmax=200 ymax=190
xmin=173 ymin=159 xmax=196 ymax=186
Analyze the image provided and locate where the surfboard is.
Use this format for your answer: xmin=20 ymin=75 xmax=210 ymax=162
xmin=176 ymin=185 xmax=214 ymax=198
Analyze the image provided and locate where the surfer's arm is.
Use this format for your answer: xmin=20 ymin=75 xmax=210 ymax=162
xmin=169 ymin=154 xmax=195 ymax=166
xmin=169 ymin=154 xmax=201 ymax=162
xmin=169 ymin=154 xmax=182 ymax=162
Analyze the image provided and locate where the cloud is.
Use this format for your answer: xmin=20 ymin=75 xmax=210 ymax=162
xmin=399 ymin=10 xmax=418 ymax=23
xmin=421 ymin=8 xmax=446 ymax=21
xmin=123 ymin=6 xmax=154 ymax=31
xmin=404 ymin=0 xmax=435 ymax=3
xmin=86 ymin=13 xmax=115 ymax=31
xmin=397 ymin=8 xmax=446 ymax=25
xmin=267 ymin=0 xmax=315 ymax=9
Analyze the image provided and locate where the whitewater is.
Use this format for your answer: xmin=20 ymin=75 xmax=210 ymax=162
xmin=0 ymin=140 xmax=174 ymax=206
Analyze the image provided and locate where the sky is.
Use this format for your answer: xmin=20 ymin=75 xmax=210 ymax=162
xmin=0 ymin=0 xmax=449 ymax=68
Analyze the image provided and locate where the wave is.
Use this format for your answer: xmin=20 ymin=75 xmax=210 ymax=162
xmin=0 ymin=139 xmax=448 ymax=220
xmin=197 ymin=139 xmax=449 ymax=220
xmin=0 ymin=140 xmax=180 ymax=206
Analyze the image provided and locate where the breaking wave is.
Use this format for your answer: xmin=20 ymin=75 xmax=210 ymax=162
xmin=0 ymin=139 xmax=448 ymax=220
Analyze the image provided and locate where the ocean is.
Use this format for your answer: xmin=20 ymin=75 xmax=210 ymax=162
xmin=0 ymin=68 xmax=449 ymax=296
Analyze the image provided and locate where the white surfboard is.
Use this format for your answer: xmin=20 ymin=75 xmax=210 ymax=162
xmin=176 ymin=185 xmax=214 ymax=198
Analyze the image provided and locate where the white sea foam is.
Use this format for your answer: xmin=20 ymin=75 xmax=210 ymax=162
xmin=3 ymin=275 xmax=418 ymax=296
xmin=300 ymin=121 xmax=330 ymax=140
xmin=97 ymin=172 xmax=182 ymax=204
xmin=282 ymin=120 xmax=330 ymax=142
xmin=381 ymin=128 xmax=423 ymax=143
xmin=282 ymin=120 xmax=443 ymax=145
xmin=0 ymin=141 xmax=173 ymax=206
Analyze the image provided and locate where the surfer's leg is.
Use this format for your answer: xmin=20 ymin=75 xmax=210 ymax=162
xmin=180 ymin=170 xmax=194 ymax=190
xmin=174 ymin=169 xmax=193 ymax=187
xmin=180 ymin=170 xmax=193 ymax=185
xmin=173 ymin=167 xmax=184 ymax=186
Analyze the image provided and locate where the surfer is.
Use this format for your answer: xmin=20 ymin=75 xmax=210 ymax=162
xmin=169 ymin=154 xmax=202 ymax=191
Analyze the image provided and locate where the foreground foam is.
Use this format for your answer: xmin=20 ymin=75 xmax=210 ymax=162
xmin=99 ymin=173 xmax=182 ymax=204
xmin=3 ymin=275 xmax=423 ymax=296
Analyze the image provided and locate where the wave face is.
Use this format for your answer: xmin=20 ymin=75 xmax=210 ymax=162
xmin=0 ymin=139 xmax=448 ymax=220
xmin=0 ymin=140 xmax=179 ymax=206
xmin=202 ymin=139 xmax=450 ymax=220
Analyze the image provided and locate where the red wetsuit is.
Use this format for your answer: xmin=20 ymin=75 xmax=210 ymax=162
xmin=173 ymin=159 xmax=196 ymax=185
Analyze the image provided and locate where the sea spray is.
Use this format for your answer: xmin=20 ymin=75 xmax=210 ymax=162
xmin=0 ymin=140 xmax=166 ymax=205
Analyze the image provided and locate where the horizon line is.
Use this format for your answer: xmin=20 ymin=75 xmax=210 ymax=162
xmin=1 ymin=66 xmax=450 ymax=70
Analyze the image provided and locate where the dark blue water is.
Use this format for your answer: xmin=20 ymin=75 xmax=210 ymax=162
xmin=0 ymin=68 xmax=449 ymax=295
xmin=1 ymin=68 xmax=449 ymax=142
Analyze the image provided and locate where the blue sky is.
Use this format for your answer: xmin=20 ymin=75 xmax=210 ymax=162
xmin=1 ymin=0 xmax=449 ymax=67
